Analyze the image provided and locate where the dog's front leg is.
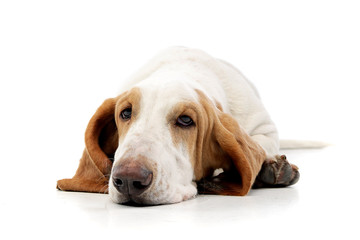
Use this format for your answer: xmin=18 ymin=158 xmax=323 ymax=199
xmin=253 ymin=155 xmax=300 ymax=188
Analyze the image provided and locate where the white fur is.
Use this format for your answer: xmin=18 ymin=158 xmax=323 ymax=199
xmin=109 ymin=47 xmax=279 ymax=204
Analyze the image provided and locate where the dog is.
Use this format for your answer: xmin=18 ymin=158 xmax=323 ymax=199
xmin=57 ymin=47 xmax=299 ymax=205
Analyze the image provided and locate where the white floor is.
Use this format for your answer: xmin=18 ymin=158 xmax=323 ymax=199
xmin=1 ymin=146 xmax=359 ymax=240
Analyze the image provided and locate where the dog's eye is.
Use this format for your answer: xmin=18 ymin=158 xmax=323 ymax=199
xmin=120 ymin=108 xmax=132 ymax=120
xmin=176 ymin=115 xmax=194 ymax=127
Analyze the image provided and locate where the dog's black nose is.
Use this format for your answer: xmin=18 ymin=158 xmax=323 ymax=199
xmin=112 ymin=162 xmax=153 ymax=196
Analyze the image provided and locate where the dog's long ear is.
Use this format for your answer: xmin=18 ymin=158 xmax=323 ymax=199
xmin=57 ymin=98 xmax=118 ymax=193
xmin=196 ymin=92 xmax=266 ymax=196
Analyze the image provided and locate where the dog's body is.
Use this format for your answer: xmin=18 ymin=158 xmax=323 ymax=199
xmin=57 ymin=47 xmax=299 ymax=205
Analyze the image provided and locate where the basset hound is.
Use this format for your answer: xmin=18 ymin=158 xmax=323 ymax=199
xmin=57 ymin=47 xmax=299 ymax=205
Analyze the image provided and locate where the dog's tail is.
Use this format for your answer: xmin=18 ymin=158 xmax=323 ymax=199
xmin=280 ymin=139 xmax=330 ymax=149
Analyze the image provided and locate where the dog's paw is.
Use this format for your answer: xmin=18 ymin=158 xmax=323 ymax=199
xmin=253 ymin=155 xmax=300 ymax=188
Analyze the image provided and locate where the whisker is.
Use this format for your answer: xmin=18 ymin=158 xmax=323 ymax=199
xmin=99 ymin=184 xmax=109 ymax=194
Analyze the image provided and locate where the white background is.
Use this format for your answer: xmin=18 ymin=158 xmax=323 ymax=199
xmin=0 ymin=1 xmax=359 ymax=239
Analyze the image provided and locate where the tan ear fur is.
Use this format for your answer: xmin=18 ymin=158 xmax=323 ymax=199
xmin=195 ymin=90 xmax=266 ymax=196
xmin=213 ymin=113 xmax=266 ymax=195
xmin=57 ymin=98 xmax=118 ymax=193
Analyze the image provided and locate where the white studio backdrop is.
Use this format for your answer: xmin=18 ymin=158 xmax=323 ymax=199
xmin=0 ymin=0 xmax=359 ymax=238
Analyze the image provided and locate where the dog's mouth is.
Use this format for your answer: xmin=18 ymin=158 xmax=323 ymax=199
xmin=117 ymin=193 xmax=163 ymax=206
xmin=120 ymin=199 xmax=154 ymax=207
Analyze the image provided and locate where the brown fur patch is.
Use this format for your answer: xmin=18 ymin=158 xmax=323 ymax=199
xmin=167 ymin=96 xmax=233 ymax=181
xmin=167 ymin=102 xmax=200 ymax=169
xmin=114 ymin=87 xmax=141 ymax=142
xmin=195 ymin=90 xmax=266 ymax=196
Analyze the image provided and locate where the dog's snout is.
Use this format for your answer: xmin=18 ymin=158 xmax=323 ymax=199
xmin=112 ymin=162 xmax=153 ymax=196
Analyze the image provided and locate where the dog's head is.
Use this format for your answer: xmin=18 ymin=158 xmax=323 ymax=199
xmin=58 ymin=78 xmax=266 ymax=205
